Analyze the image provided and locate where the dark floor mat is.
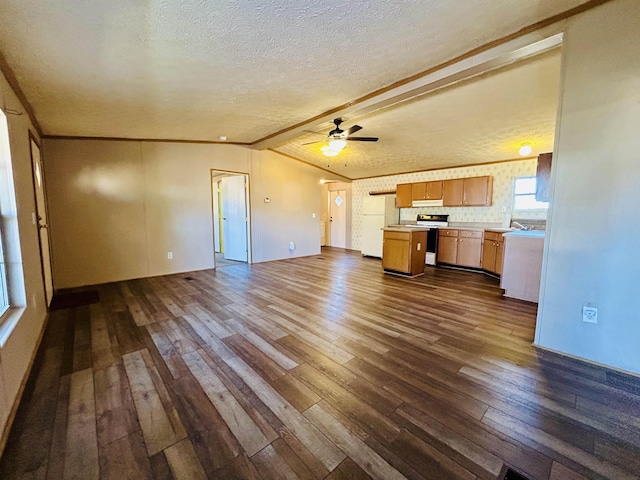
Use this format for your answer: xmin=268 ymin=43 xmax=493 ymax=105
xmin=49 ymin=290 xmax=99 ymax=310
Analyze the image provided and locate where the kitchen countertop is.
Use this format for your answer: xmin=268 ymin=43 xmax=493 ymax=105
xmin=384 ymin=226 xmax=430 ymax=232
xmin=503 ymin=230 xmax=546 ymax=238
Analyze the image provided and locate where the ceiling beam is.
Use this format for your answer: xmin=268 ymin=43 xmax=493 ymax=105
xmin=250 ymin=29 xmax=563 ymax=150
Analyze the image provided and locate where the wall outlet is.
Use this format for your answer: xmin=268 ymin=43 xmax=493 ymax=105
xmin=312 ymin=213 xmax=316 ymax=218
xmin=582 ymin=305 xmax=598 ymax=323
xmin=289 ymin=241 xmax=295 ymax=250
xmin=167 ymin=251 xmax=173 ymax=259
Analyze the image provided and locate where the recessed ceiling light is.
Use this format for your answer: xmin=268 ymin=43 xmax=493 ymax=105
xmin=219 ymin=136 xmax=227 ymax=141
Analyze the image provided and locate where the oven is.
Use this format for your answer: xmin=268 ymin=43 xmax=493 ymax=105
xmin=416 ymin=214 xmax=449 ymax=265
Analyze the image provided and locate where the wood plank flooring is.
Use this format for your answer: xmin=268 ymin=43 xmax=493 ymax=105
xmin=2 ymin=247 xmax=640 ymax=480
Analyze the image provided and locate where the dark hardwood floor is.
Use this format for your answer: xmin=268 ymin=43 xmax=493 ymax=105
xmin=1 ymin=247 xmax=639 ymax=480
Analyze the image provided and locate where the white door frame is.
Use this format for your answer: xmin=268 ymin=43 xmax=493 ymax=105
xmin=30 ymin=133 xmax=54 ymax=307
xmin=210 ymin=169 xmax=252 ymax=267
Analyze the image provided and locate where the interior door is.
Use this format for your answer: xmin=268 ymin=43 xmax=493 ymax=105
xmin=221 ymin=175 xmax=248 ymax=262
xmin=329 ymin=190 xmax=346 ymax=248
xmin=211 ymin=178 xmax=222 ymax=253
xmin=30 ymin=137 xmax=53 ymax=307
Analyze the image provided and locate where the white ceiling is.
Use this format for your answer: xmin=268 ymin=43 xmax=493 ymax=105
xmin=0 ymin=1 xmax=589 ymax=177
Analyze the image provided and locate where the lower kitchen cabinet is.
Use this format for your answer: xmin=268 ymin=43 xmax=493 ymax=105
xmin=437 ymin=229 xmax=483 ymax=268
xmin=482 ymin=230 xmax=505 ymax=274
xmin=382 ymin=228 xmax=428 ymax=277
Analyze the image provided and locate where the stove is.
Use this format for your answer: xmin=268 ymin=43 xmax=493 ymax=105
xmin=415 ymin=214 xmax=449 ymax=265
xmin=416 ymin=214 xmax=449 ymax=228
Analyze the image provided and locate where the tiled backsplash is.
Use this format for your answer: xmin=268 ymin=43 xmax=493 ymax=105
xmin=352 ymin=159 xmax=545 ymax=250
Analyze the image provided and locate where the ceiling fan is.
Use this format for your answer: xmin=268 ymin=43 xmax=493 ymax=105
xmin=304 ymin=118 xmax=378 ymax=156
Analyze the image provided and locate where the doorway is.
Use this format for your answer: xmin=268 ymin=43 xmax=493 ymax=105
xmin=211 ymin=170 xmax=251 ymax=268
xmin=30 ymin=134 xmax=54 ymax=307
xmin=329 ymin=189 xmax=346 ymax=248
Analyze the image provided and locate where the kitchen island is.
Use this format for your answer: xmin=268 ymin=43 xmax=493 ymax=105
xmin=382 ymin=227 xmax=429 ymax=277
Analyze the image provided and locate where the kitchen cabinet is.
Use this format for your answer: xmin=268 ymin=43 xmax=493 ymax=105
xmin=443 ymin=176 xmax=493 ymax=206
xmin=501 ymin=231 xmax=545 ymax=302
xmin=536 ymin=152 xmax=552 ymax=202
xmin=412 ymin=181 xmax=443 ymax=200
xmin=382 ymin=228 xmax=428 ymax=277
xmin=437 ymin=228 xmax=483 ymax=268
xmin=482 ymin=230 xmax=505 ymax=274
xmin=443 ymin=179 xmax=464 ymax=206
xmin=396 ymin=183 xmax=412 ymax=208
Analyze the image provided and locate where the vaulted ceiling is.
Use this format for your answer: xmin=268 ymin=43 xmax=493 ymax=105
xmin=0 ymin=1 xmax=595 ymax=178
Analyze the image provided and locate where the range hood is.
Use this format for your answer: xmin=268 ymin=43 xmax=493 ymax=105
xmin=411 ymin=199 xmax=444 ymax=207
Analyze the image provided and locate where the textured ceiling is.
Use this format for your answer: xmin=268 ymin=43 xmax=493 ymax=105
xmin=274 ymin=49 xmax=562 ymax=179
xmin=0 ymin=0 xmax=588 ymax=150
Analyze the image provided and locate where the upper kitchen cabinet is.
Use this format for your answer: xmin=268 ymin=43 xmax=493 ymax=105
xmin=443 ymin=176 xmax=493 ymax=206
xmin=411 ymin=181 xmax=443 ymax=201
xmin=536 ymin=152 xmax=552 ymax=202
xmin=396 ymin=183 xmax=413 ymax=208
xmin=443 ymin=179 xmax=464 ymax=206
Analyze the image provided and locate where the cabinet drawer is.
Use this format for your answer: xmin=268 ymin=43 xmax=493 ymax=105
xmin=459 ymin=230 xmax=483 ymax=239
xmin=484 ymin=231 xmax=500 ymax=241
xmin=438 ymin=229 xmax=459 ymax=237
xmin=383 ymin=231 xmax=410 ymax=241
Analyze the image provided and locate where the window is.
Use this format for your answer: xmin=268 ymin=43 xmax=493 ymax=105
xmin=0 ymin=108 xmax=25 ymax=327
xmin=0 ymin=224 xmax=7 ymax=316
xmin=513 ymin=176 xmax=548 ymax=211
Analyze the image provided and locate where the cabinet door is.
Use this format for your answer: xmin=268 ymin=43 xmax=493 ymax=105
xmin=382 ymin=238 xmax=410 ymax=272
xmin=411 ymin=182 xmax=426 ymax=200
xmin=495 ymin=240 xmax=504 ymax=275
xmin=482 ymin=239 xmax=497 ymax=271
xmin=425 ymin=181 xmax=443 ymax=200
xmin=457 ymin=237 xmax=482 ymax=267
xmin=536 ymin=152 xmax=552 ymax=202
xmin=396 ymin=183 xmax=413 ymax=208
xmin=443 ymin=179 xmax=464 ymax=206
xmin=463 ymin=176 xmax=492 ymax=206
xmin=437 ymin=235 xmax=458 ymax=264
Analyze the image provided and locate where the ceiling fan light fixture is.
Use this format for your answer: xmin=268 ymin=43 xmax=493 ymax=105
xmin=519 ymin=143 xmax=532 ymax=156
xmin=328 ymin=138 xmax=347 ymax=151
xmin=321 ymin=146 xmax=339 ymax=157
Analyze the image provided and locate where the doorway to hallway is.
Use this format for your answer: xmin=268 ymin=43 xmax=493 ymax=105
xmin=211 ymin=170 xmax=251 ymax=268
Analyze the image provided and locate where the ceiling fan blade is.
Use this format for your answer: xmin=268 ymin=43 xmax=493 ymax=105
xmin=302 ymin=140 xmax=323 ymax=145
xmin=347 ymin=137 xmax=378 ymax=142
xmin=346 ymin=125 xmax=362 ymax=135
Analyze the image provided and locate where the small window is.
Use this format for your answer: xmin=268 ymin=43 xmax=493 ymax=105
xmin=513 ymin=176 xmax=548 ymax=211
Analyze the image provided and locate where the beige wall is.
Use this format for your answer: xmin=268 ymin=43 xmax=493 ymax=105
xmin=43 ymin=139 xmax=347 ymax=288
xmin=0 ymin=72 xmax=47 ymax=444
xmin=536 ymin=0 xmax=640 ymax=374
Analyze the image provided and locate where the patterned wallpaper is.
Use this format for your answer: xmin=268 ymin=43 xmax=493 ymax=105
xmin=352 ymin=159 xmax=546 ymax=250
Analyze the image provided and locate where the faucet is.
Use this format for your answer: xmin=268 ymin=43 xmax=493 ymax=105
xmin=512 ymin=221 xmax=531 ymax=231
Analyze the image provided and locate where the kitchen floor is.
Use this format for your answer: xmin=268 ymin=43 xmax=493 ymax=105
xmin=1 ymin=248 xmax=638 ymax=479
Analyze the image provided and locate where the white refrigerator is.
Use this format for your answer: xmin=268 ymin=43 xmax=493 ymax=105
xmin=361 ymin=195 xmax=399 ymax=258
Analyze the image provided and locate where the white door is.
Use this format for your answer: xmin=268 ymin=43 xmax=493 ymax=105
xmin=31 ymin=138 xmax=53 ymax=307
xmin=221 ymin=175 xmax=248 ymax=262
xmin=329 ymin=190 xmax=346 ymax=248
